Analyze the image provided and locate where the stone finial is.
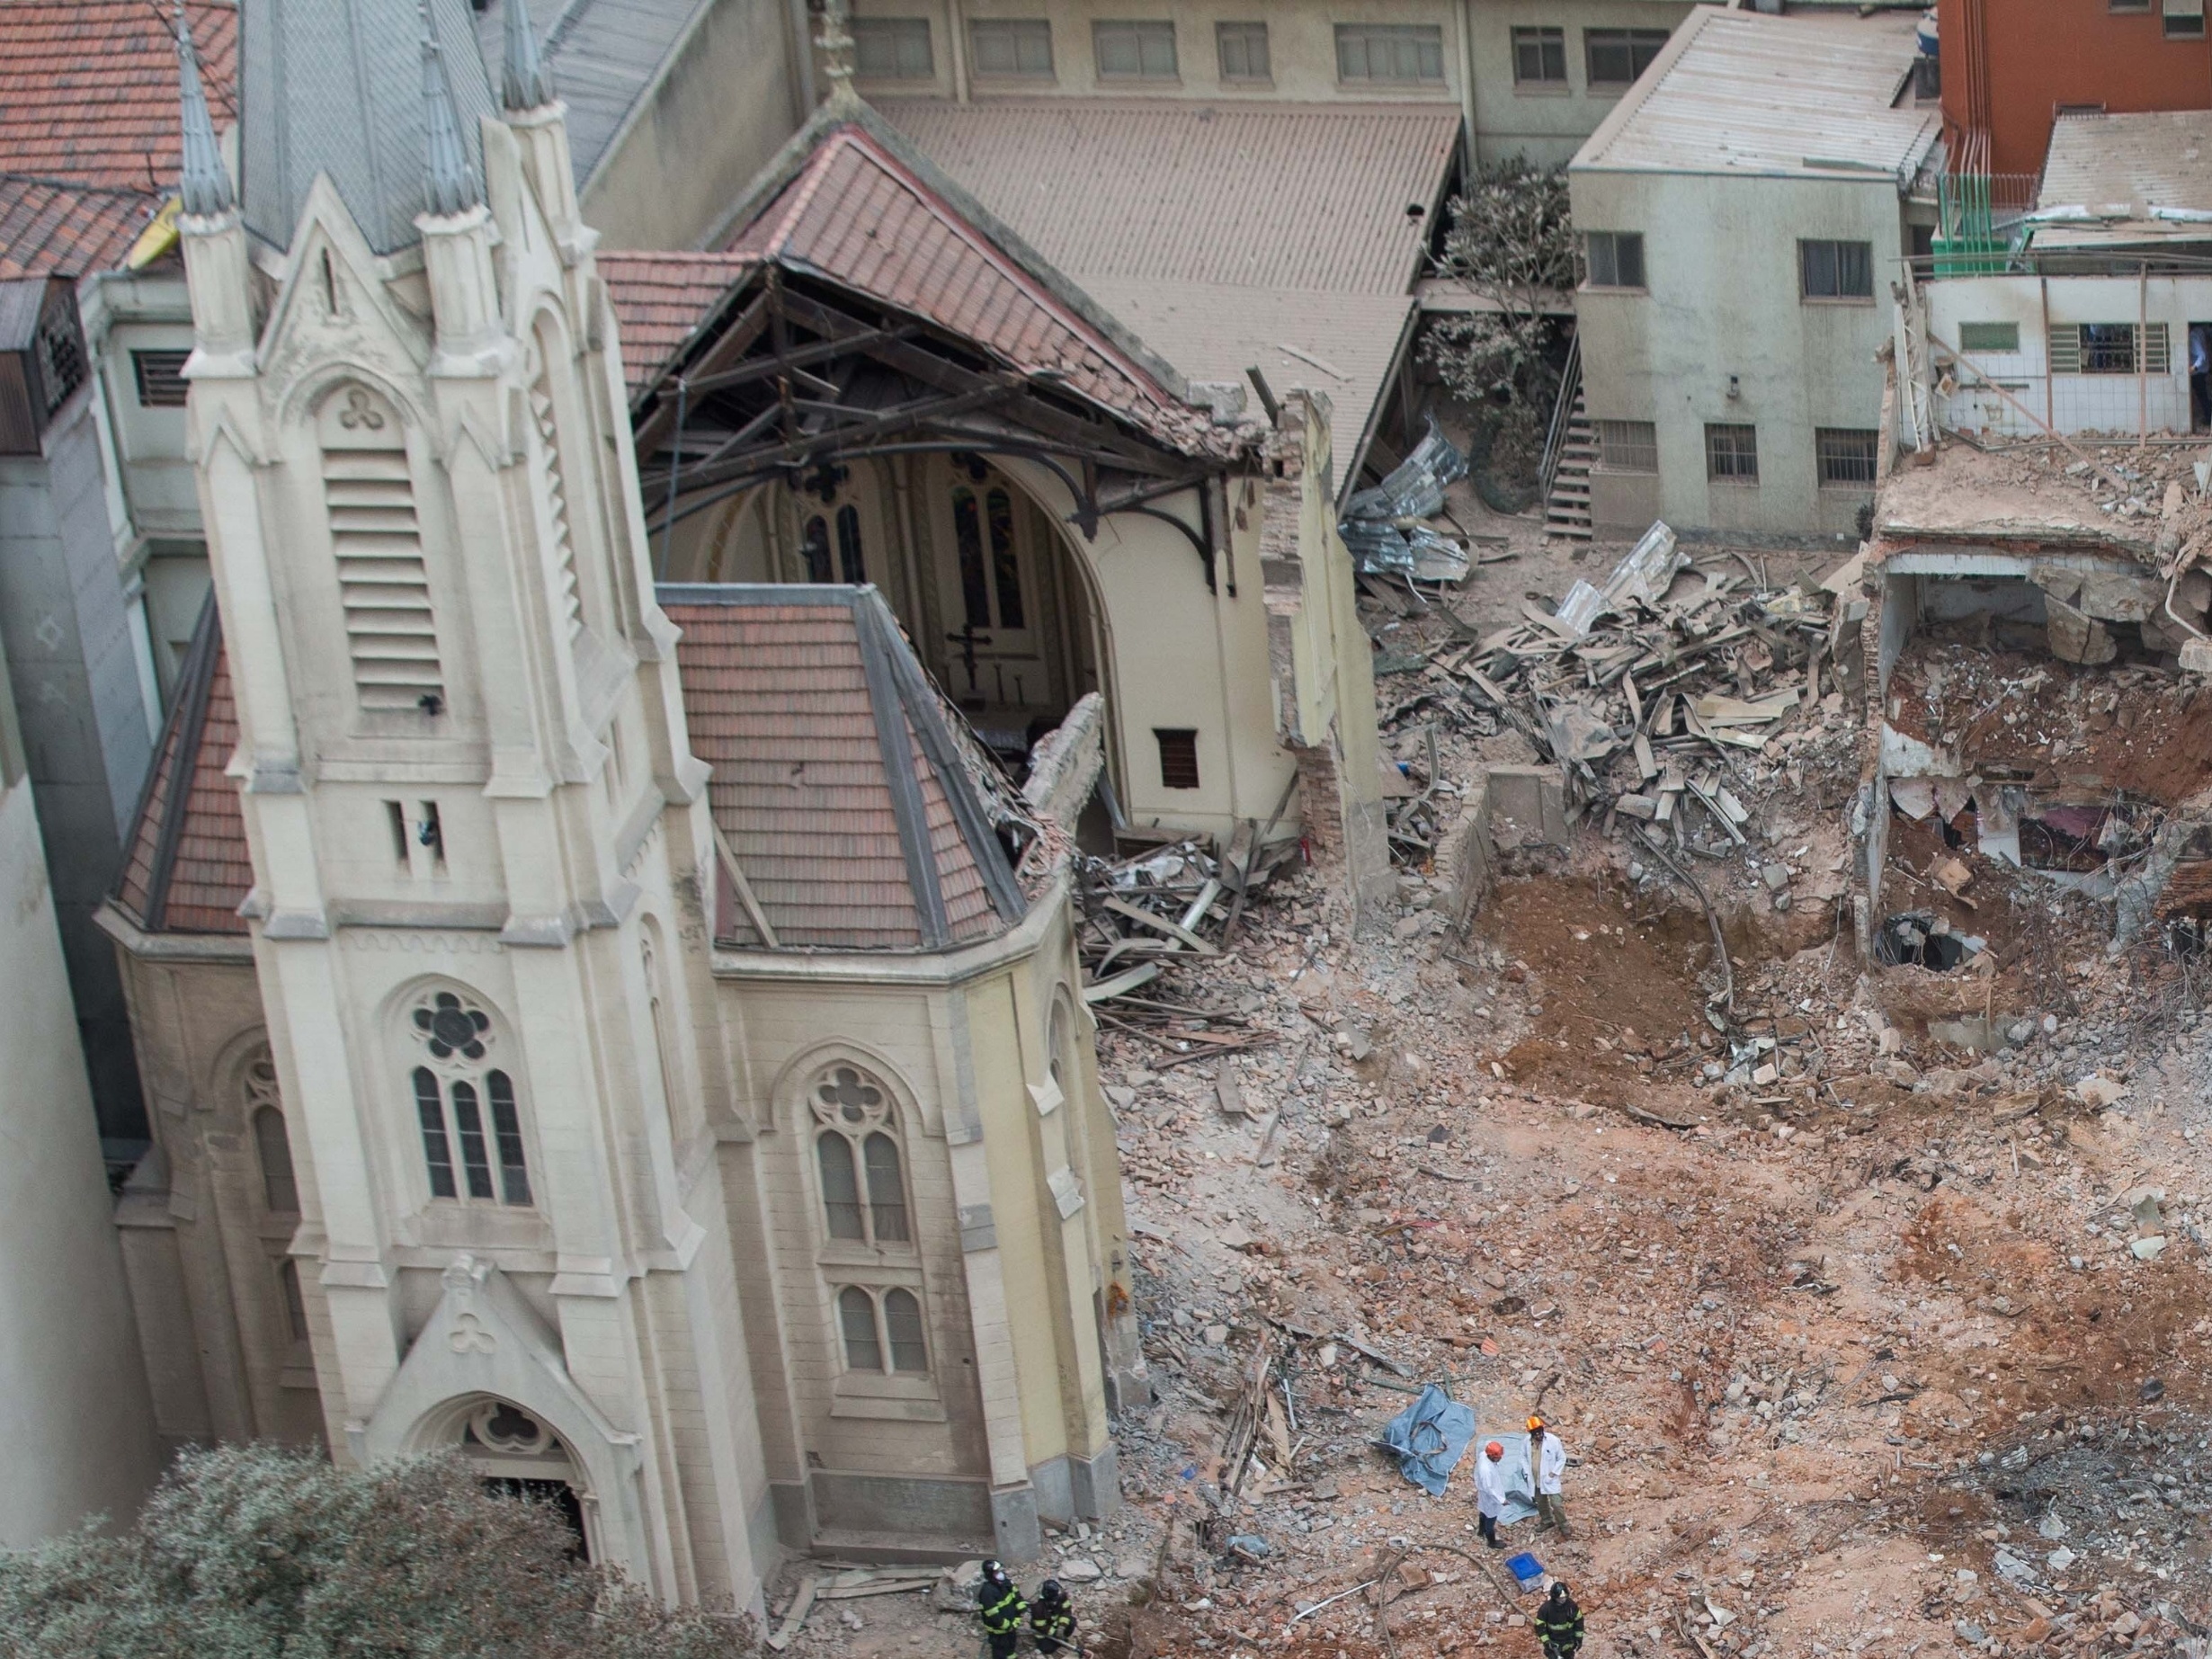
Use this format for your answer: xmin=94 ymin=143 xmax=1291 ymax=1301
xmin=420 ymin=0 xmax=484 ymax=216
xmin=175 ymin=1 xmax=233 ymax=217
xmin=501 ymin=0 xmax=554 ymax=113
xmin=816 ymin=0 xmax=859 ymax=107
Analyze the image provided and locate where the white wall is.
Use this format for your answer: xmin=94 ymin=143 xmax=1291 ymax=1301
xmin=1924 ymin=271 xmax=2210 ymax=439
xmin=0 ymin=655 xmax=160 ymax=1544
xmin=1572 ymin=165 xmax=1903 ymax=537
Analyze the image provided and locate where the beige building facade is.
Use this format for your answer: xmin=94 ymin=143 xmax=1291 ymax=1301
xmin=102 ymin=0 xmax=1146 ymax=1603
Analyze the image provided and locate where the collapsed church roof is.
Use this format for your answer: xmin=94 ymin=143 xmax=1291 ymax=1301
xmin=662 ymin=584 xmax=1027 ymax=953
xmin=111 ymin=586 xmax=1026 ymax=955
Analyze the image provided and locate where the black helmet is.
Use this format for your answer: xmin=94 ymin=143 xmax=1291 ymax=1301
xmin=981 ymin=1558 xmax=1008 ymax=1583
xmin=1039 ymin=1578 xmax=1066 ymax=1601
xmin=1549 ymin=1581 xmax=1571 ymax=1602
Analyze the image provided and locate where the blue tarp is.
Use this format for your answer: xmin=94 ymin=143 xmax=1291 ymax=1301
xmin=1379 ymin=1384 xmax=1476 ymax=1495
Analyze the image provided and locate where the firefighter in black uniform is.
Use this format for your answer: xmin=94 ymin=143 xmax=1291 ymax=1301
xmin=975 ymin=1559 xmax=1027 ymax=1659
xmin=1030 ymin=1577 xmax=1078 ymax=1654
xmin=1534 ymin=1581 xmax=1585 ymax=1658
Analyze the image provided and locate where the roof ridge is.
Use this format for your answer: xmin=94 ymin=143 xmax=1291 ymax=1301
xmin=0 ymin=173 xmax=165 ymax=201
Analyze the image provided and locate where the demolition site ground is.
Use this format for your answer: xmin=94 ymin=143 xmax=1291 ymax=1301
xmin=768 ymin=522 xmax=2212 ymax=1659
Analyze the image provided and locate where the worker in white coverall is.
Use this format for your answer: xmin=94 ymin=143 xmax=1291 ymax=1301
xmin=1529 ymin=1414 xmax=1570 ymax=1535
xmin=1475 ymin=1439 xmax=1507 ymax=1548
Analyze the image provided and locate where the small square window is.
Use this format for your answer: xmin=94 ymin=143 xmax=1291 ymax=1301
xmin=1512 ymin=26 xmax=1567 ymax=85
xmin=1217 ymin=20 xmax=1270 ymax=81
xmin=1800 ymin=238 xmax=1874 ymax=300
xmin=1094 ymin=19 xmax=1177 ymax=79
xmin=969 ymin=17 xmax=1053 ymax=77
xmin=853 ymin=16 xmax=933 ymax=79
xmin=2166 ymin=0 xmax=2206 ymax=36
xmin=1596 ymin=420 xmax=1658 ymax=473
xmin=1155 ymin=728 xmax=1200 ymax=790
xmin=1706 ymin=423 xmax=1759 ymax=484
xmin=132 ymin=348 xmax=192 ymax=407
xmin=1583 ymin=231 xmax=1646 ymax=290
xmin=1584 ymin=27 xmax=1670 ymax=88
xmin=1958 ymin=321 xmax=2020 ymax=353
xmin=1815 ymin=428 xmax=1880 ymax=487
xmin=1335 ymin=23 xmax=1445 ymax=84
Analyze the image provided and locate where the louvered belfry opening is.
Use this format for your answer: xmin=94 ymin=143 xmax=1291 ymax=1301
xmin=318 ymin=384 xmax=445 ymax=715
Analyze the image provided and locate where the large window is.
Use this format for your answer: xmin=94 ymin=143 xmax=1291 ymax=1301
xmin=1596 ymin=420 xmax=1658 ymax=473
xmin=1815 ymin=428 xmax=1880 ymax=487
xmin=1799 ymin=239 xmax=1874 ymax=301
xmin=838 ymin=1285 xmax=929 ymax=1374
xmin=1584 ymin=28 xmax=1669 ymax=88
xmin=951 ymin=482 xmax=1025 ymax=631
xmin=969 ymin=17 xmax=1053 ymax=76
xmin=812 ymin=1066 xmax=911 ymax=1248
xmin=1334 ymin=23 xmax=1444 ymax=84
xmin=1512 ymin=26 xmax=1567 ymax=86
xmin=1216 ymin=20 xmax=1270 ymax=80
xmin=854 ymin=16 xmax=933 ymax=78
xmin=2050 ymin=321 xmax=2168 ymax=373
xmin=1094 ymin=19 xmax=1177 ymax=77
xmin=408 ymin=990 xmax=531 ymax=1207
xmin=1583 ymin=231 xmax=1646 ymax=290
xmin=1706 ymin=424 xmax=1760 ymax=483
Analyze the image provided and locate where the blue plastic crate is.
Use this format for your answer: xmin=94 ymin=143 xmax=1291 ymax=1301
xmin=1503 ymin=1551 xmax=1545 ymax=1589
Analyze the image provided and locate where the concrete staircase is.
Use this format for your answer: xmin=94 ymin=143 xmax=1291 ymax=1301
xmin=1542 ymin=387 xmax=1594 ymax=541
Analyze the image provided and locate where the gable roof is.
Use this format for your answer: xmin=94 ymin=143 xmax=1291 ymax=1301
xmin=1573 ymin=6 xmax=1935 ymax=183
xmin=0 ymin=0 xmax=238 ymax=195
xmin=598 ymin=248 xmax=757 ymax=397
xmin=660 ymin=583 xmax=1025 ymax=953
xmin=112 ymin=597 xmax=251 ymax=937
xmin=702 ymin=98 xmax=1226 ymax=458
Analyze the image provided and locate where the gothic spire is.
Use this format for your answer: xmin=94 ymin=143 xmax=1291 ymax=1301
xmin=420 ymin=0 xmax=484 ymax=216
xmin=174 ymin=1 xmax=232 ymax=217
xmin=501 ymin=0 xmax=555 ymax=113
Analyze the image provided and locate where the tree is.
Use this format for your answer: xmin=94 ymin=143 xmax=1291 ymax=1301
xmin=1421 ymin=159 xmax=1577 ymax=499
xmin=0 ymin=1445 xmax=758 ymax=1659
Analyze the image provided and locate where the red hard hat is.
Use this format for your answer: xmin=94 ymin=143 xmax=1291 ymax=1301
xmin=1485 ymin=1440 xmax=1504 ymax=1458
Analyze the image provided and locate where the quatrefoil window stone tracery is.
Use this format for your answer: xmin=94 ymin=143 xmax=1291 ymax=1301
xmin=813 ymin=1066 xmax=885 ymax=1128
xmin=413 ymin=990 xmax=492 ymax=1063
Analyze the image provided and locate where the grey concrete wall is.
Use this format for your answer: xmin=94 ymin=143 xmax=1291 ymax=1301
xmin=1571 ymin=167 xmax=1902 ymax=539
xmin=0 ymin=389 xmax=154 ymax=1142
xmin=1464 ymin=0 xmax=1696 ymax=167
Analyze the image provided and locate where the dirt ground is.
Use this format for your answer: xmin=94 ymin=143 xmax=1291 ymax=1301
xmin=768 ymin=522 xmax=2212 ymax=1659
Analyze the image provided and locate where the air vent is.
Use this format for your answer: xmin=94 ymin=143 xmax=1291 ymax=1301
xmin=528 ymin=371 xmax=583 ymax=642
xmin=320 ymin=390 xmax=443 ymax=715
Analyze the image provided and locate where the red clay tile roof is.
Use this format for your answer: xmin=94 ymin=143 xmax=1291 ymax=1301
xmin=0 ymin=0 xmax=239 ymax=194
xmin=663 ymin=584 xmax=1022 ymax=952
xmin=720 ymin=115 xmax=1225 ymax=457
xmin=598 ymin=250 xmax=757 ymax=398
xmin=114 ymin=602 xmax=250 ymax=936
xmin=0 ymin=176 xmax=160 ymax=279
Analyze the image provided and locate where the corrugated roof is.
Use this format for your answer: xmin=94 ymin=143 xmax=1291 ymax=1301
xmin=0 ymin=176 xmax=160 ymax=279
xmin=113 ymin=600 xmax=251 ymax=936
xmin=722 ymin=111 xmax=1224 ymax=455
xmin=599 ymin=249 xmax=756 ymax=396
xmin=1573 ymin=6 xmax=1934 ymax=183
xmin=661 ymin=584 xmax=1024 ymax=953
xmin=0 ymin=0 xmax=238 ymax=194
xmin=470 ymin=0 xmax=713 ymax=192
xmin=879 ymin=100 xmax=1458 ymax=297
xmin=2029 ymin=111 xmax=2212 ymax=249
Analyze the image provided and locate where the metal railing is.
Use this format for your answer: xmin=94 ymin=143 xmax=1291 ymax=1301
xmin=1537 ymin=329 xmax=1583 ymax=505
xmin=1931 ymin=172 xmax=2043 ymax=275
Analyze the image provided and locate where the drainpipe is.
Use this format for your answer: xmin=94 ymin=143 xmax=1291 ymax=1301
xmin=948 ymin=0 xmax=970 ymax=103
xmin=1457 ymin=0 xmax=1481 ymax=170
xmin=787 ymin=0 xmax=817 ymax=112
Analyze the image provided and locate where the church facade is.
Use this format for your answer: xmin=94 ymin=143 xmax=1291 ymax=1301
xmin=100 ymin=0 xmax=1137 ymax=1610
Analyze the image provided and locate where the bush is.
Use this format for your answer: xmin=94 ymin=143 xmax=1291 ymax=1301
xmin=0 ymin=1445 xmax=756 ymax=1659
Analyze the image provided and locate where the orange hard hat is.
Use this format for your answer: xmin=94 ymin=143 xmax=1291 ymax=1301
xmin=1485 ymin=1440 xmax=1504 ymax=1458
xmin=1528 ymin=1414 xmax=1546 ymax=1432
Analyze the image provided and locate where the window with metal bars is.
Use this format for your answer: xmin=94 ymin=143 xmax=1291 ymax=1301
xmin=2048 ymin=322 xmax=2168 ymax=374
xmin=1705 ymin=423 xmax=1759 ymax=483
xmin=132 ymin=348 xmax=192 ymax=407
xmin=1155 ymin=727 xmax=1200 ymax=789
xmin=1815 ymin=428 xmax=1880 ymax=487
xmin=1596 ymin=420 xmax=1658 ymax=472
